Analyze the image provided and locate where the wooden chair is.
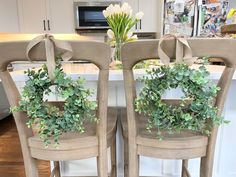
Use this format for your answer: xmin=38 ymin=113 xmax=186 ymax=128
xmin=0 ymin=39 xmax=118 ymax=177
xmin=120 ymin=38 xmax=236 ymax=177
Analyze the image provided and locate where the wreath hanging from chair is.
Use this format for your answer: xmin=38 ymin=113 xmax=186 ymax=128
xmin=135 ymin=35 xmax=228 ymax=139
xmin=12 ymin=35 xmax=97 ymax=147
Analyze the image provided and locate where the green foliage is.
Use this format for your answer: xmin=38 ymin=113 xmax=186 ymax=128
xmin=12 ymin=58 xmax=97 ymax=147
xmin=106 ymin=13 xmax=138 ymax=44
xmin=135 ymin=61 xmax=227 ymax=139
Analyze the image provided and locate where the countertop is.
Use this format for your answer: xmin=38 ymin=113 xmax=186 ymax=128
xmin=9 ymin=63 xmax=235 ymax=82
xmin=0 ymin=33 xmax=97 ymax=42
xmin=1 ymin=33 xmax=235 ymax=81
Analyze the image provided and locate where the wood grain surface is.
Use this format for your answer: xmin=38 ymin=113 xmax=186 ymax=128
xmin=0 ymin=116 xmax=50 ymax=177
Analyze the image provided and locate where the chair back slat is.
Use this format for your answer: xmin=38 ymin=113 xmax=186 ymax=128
xmin=121 ymin=38 xmax=236 ymax=70
xmin=215 ymin=67 xmax=235 ymax=115
xmin=0 ymin=40 xmax=110 ymax=71
xmin=96 ymin=70 xmax=109 ymax=137
xmin=123 ymin=70 xmax=138 ymax=137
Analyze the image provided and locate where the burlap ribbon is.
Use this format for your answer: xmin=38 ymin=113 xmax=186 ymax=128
xmin=26 ymin=34 xmax=73 ymax=81
xmin=158 ymin=34 xmax=198 ymax=65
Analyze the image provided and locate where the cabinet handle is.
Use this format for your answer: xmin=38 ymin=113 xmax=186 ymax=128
xmin=140 ymin=20 xmax=142 ymax=30
xmin=47 ymin=20 xmax=51 ymax=31
xmin=43 ymin=20 xmax=46 ymax=31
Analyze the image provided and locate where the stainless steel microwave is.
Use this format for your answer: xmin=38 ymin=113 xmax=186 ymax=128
xmin=74 ymin=1 xmax=120 ymax=30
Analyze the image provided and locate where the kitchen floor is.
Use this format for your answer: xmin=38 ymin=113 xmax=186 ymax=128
xmin=0 ymin=116 xmax=165 ymax=177
xmin=0 ymin=115 xmax=50 ymax=177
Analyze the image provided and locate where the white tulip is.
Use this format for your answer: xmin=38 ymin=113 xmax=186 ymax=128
xmin=113 ymin=4 xmax=122 ymax=14
xmin=135 ymin=11 xmax=144 ymax=20
xmin=121 ymin=2 xmax=129 ymax=9
xmin=131 ymin=34 xmax=138 ymax=40
xmin=107 ymin=29 xmax=115 ymax=39
xmin=103 ymin=10 xmax=109 ymax=18
xmin=127 ymin=31 xmax=133 ymax=39
xmin=121 ymin=2 xmax=132 ymax=15
xmin=106 ymin=4 xmax=114 ymax=16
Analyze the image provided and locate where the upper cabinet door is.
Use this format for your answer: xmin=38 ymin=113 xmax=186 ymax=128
xmin=138 ymin=0 xmax=160 ymax=33
xmin=46 ymin=0 xmax=75 ymax=33
xmin=0 ymin=0 xmax=19 ymax=32
xmin=18 ymin=0 xmax=47 ymax=33
xmin=122 ymin=0 xmax=162 ymax=33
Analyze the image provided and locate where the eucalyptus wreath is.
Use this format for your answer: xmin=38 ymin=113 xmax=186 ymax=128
xmin=135 ymin=60 xmax=227 ymax=139
xmin=12 ymin=58 xmax=97 ymax=147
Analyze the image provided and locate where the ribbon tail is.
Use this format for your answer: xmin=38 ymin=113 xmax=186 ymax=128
xmin=176 ymin=39 xmax=184 ymax=63
xmin=45 ymin=38 xmax=56 ymax=81
xmin=26 ymin=35 xmax=45 ymax=61
xmin=177 ymin=37 xmax=198 ymax=65
xmin=158 ymin=35 xmax=174 ymax=66
xmin=178 ymin=38 xmax=193 ymax=59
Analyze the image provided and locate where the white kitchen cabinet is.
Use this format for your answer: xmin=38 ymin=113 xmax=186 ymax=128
xmin=0 ymin=0 xmax=20 ymax=32
xmin=123 ymin=0 xmax=163 ymax=34
xmin=46 ymin=0 xmax=75 ymax=33
xmin=18 ymin=0 xmax=47 ymax=33
xmin=17 ymin=0 xmax=75 ymax=33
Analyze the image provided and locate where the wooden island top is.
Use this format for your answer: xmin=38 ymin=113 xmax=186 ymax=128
xmin=0 ymin=33 xmax=93 ymax=42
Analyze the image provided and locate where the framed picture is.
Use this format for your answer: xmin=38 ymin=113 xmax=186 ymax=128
xmin=198 ymin=0 xmax=229 ymax=36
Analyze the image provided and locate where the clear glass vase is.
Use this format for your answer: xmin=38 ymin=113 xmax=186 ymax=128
xmin=114 ymin=40 xmax=122 ymax=61
xmin=110 ymin=40 xmax=123 ymax=69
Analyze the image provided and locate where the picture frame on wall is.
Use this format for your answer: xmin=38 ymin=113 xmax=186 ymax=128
xmin=163 ymin=0 xmax=196 ymax=36
xmin=163 ymin=0 xmax=229 ymax=37
xmin=197 ymin=0 xmax=229 ymax=36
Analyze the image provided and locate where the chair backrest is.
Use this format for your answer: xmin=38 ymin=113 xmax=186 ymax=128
xmin=0 ymin=39 xmax=111 ymax=144
xmin=121 ymin=38 xmax=236 ymax=145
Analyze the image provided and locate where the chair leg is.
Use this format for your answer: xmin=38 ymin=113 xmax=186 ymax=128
xmin=111 ymin=136 xmax=117 ymax=177
xmin=124 ymin=137 xmax=129 ymax=177
xmin=181 ymin=159 xmax=189 ymax=177
xmin=97 ymin=146 xmax=108 ymax=177
xmin=23 ymin=156 xmax=39 ymax=177
xmin=53 ymin=161 xmax=61 ymax=177
xmin=200 ymin=156 xmax=214 ymax=177
xmin=128 ymin=141 xmax=139 ymax=177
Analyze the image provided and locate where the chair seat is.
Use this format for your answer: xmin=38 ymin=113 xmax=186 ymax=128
xmin=28 ymin=107 xmax=118 ymax=161
xmin=120 ymin=108 xmax=208 ymax=159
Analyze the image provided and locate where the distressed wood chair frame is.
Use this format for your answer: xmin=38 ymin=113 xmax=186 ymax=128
xmin=0 ymin=40 xmax=117 ymax=177
xmin=120 ymin=38 xmax=236 ymax=177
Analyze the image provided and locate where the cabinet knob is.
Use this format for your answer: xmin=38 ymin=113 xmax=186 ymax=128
xmin=43 ymin=20 xmax=46 ymax=31
xmin=47 ymin=20 xmax=51 ymax=31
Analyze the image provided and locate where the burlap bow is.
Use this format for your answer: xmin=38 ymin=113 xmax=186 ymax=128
xmin=158 ymin=34 xmax=198 ymax=65
xmin=26 ymin=34 xmax=73 ymax=81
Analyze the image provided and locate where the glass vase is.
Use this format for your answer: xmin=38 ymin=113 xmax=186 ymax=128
xmin=114 ymin=40 xmax=122 ymax=61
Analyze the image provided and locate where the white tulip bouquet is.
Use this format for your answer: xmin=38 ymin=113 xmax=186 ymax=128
xmin=103 ymin=2 xmax=144 ymax=61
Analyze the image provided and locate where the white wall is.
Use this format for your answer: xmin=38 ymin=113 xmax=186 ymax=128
xmin=0 ymin=0 xmax=19 ymax=32
xmin=229 ymin=0 xmax=236 ymax=8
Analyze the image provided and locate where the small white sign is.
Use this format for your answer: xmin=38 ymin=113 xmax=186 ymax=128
xmin=175 ymin=0 xmax=185 ymax=4
xmin=198 ymin=0 xmax=202 ymax=6
xmin=174 ymin=2 xmax=185 ymax=13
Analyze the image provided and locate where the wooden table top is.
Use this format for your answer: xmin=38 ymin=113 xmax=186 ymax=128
xmin=0 ymin=33 xmax=92 ymax=42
